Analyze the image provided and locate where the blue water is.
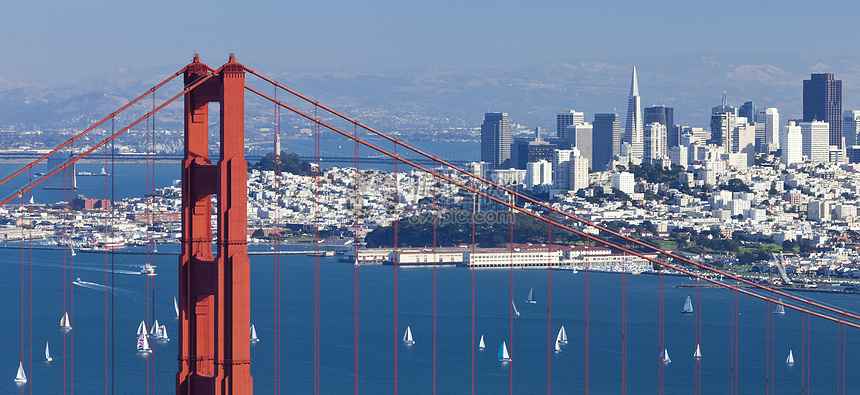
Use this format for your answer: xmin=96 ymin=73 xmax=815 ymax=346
xmin=1 ymin=244 xmax=857 ymax=394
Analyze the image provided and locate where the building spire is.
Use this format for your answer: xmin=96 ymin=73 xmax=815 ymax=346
xmin=629 ymin=66 xmax=639 ymax=97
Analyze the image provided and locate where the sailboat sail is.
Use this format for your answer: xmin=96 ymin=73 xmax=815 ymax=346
xmin=498 ymin=341 xmax=511 ymax=362
xmin=661 ymin=349 xmax=671 ymax=363
xmin=694 ymin=344 xmax=701 ymax=358
xmin=158 ymin=325 xmax=169 ymax=341
xmin=557 ymin=326 xmax=568 ymax=345
xmin=774 ymin=298 xmax=785 ymax=315
xmin=250 ymin=324 xmax=260 ymax=343
xmin=682 ymin=295 xmax=693 ymax=314
xmin=45 ymin=341 xmax=52 ymax=362
xmin=14 ymin=361 xmax=26 ymax=383
xmin=554 ymin=339 xmax=561 ymax=353
xmin=174 ymin=297 xmax=180 ymax=318
xmin=60 ymin=312 xmax=72 ymax=331
xmin=136 ymin=334 xmax=152 ymax=353
xmin=478 ymin=335 xmax=485 ymax=350
xmin=150 ymin=319 xmax=161 ymax=337
xmin=402 ymin=325 xmax=414 ymax=345
xmin=512 ymin=300 xmax=520 ymax=317
xmin=137 ymin=320 xmax=147 ymax=336
xmin=525 ymin=288 xmax=536 ymax=304
xmin=786 ymin=350 xmax=794 ymax=364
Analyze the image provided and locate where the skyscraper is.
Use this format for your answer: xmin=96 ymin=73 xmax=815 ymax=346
xmin=843 ymin=110 xmax=860 ymax=147
xmin=801 ymin=121 xmax=830 ymax=163
xmin=710 ymin=94 xmax=736 ymax=153
xmin=644 ymin=105 xmax=675 ymax=148
xmin=557 ymin=111 xmax=584 ymax=139
xmin=781 ymin=122 xmax=802 ymax=165
xmin=568 ymin=122 xmax=593 ymax=170
xmin=624 ymin=67 xmax=643 ymax=164
xmin=643 ymin=122 xmax=667 ymax=163
xmin=754 ymin=107 xmax=779 ymax=153
xmin=592 ymin=113 xmax=621 ymax=172
xmin=803 ymin=73 xmax=843 ymax=148
xmin=480 ymin=112 xmax=511 ymax=169
xmin=738 ymin=101 xmax=756 ymax=124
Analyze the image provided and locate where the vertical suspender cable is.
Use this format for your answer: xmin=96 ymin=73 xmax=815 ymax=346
xmin=352 ymin=122 xmax=359 ymax=395
xmin=546 ymin=212 xmax=551 ymax=394
xmin=274 ymin=88 xmax=281 ymax=395
xmin=470 ymin=191 xmax=475 ymax=395
xmin=432 ymin=161 xmax=438 ymax=394
xmin=584 ymin=239 xmax=590 ymax=395
xmin=392 ymin=143 xmax=399 ymax=395
xmin=509 ymin=190 xmax=514 ymax=395
xmin=313 ymin=105 xmax=321 ymax=395
xmin=27 ymin=170 xmax=32 ymax=395
xmin=621 ymin=251 xmax=627 ymax=395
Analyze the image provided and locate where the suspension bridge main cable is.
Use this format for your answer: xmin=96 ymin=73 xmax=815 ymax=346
xmin=244 ymin=84 xmax=860 ymax=330
xmin=0 ymin=69 xmax=220 ymax=208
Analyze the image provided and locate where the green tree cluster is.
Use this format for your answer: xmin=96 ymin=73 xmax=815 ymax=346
xmin=253 ymin=151 xmax=312 ymax=176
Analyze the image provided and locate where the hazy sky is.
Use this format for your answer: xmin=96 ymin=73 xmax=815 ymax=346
xmin=2 ymin=0 xmax=859 ymax=79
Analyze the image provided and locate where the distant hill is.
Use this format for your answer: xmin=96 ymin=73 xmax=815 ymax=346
xmin=2 ymin=53 xmax=859 ymax=140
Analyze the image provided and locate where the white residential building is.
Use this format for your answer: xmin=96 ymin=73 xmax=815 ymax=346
xmin=801 ymin=121 xmax=830 ymax=163
xmin=525 ymin=160 xmax=553 ymax=189
xmin=781 ymin=122 xmax=802 ymax=165
xmin=611 ymin=172 xmax=634 ymax=195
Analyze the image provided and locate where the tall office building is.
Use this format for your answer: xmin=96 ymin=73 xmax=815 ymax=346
xmin=553 ymin=149 xmax=575 ymax=190
xmin=624 ymin=67 xmax=643 ymax=164
xmin=557 ymin=111 xmax=584 ymax=140
xmin=592 ymin=113 xmax=621 ymax=172
xmin=480 ymin=112 xmax=511 ymax=169
xmin=801 ymin=121 xmax=830 ymax=163
xmin=738 ymin=101 xmax=756 ymax=124
xmin=643 ymin=122 xmax=667 ymax=163
xmin=754 ymin=107 xmax=780 ymax=153
xmin=781 ymin=121 xmax=802 ymax=165
xmin=843 ymin=110 xmax=860 ymax=147
xmin=710 ymin=94 xmax=736 ymax=153
xmin=803 ymin=73 xmax=843 ymax=148
xmin=568 ymin=122 xmax=593 ymax=170
xmin=644 ymin=105 xmax=675 ymax=148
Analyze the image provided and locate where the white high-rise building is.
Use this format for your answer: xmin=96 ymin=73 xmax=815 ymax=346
xmin=754 ymin=108 xmax=780 ymax=153
xmin=781 ymin=122 xmax=802 ymax=165
xmin=568 ymin=122 xmax=593 ymax=170
xmin=732 ymin=118 xmax=756 ymax=167
xmin=553 ymin=149 xmax=575 ymax=190
xmin=569 ymin=155 xmax=589 ymax=192
xmin=624 ymin=67 xmax=643 ymax=164
xmin=557 ymin=110 xmax=584 ymax=140
xmin=525 ymin=160 xmax=553 ymax=189
xmin=644 ymin=122 xmax=666 ymax=163
xmin=611 ymin=172 xmax=635 ymax=195
xmin=801 ymin=121 xmax=830 ymax=163
xmin=843 ymin=110 xmax=860 ymax=147
xmin=669 ymin=145 xmax=688 ymax=168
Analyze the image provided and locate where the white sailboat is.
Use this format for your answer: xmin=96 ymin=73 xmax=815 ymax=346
xmin=60 ymin=312 xmax=71 ymax=331
xmin=498 ymin=341 xmax=511 ymax=362
xmin=158 ymin=325 xmax=169 ymax=341
xmin=478 ymin=335 xmax=485 ymax=350
xmin=14 ymin=361 xmax=26 ymax=383
xmin=250 ymin=324 xmax=259 ymax=343
xmin=554 ymin=339 xmax=562 ymax=353
xmin=512 ymin=300 xmax=520 ymax=317
xmin=402 ymin=325 xmax=414 ymax=345
xmin=136 ymin=333 xmax=152 ymax=353
xmin=70 ymin=245 xmax=76 ymax=257
xmin=556 ymin=326 xmax=568 ymax=345
xmin=150 ymin=319 xmax=161 ymax=337
xmin=774 ymin=298 xmax=785 ymax=315
xmin=45 ymin=341 xmax=52 ymax=362
xmin=693 ymin=344 xmax=701 ymax=359
xmin=136 ymin=320 xmax=147 ymax=336
xmin=661 ymin=348 xmax=671 ymax=363
xmin=525 ymin=288 xmax=536 ymax=304
xmin=786 ymin=350 xmax=794 ymax=365
xmin=682 ymin=295 xmax=693 ymax=314
xmin=174 ymin=297 xmax=180 ymax=318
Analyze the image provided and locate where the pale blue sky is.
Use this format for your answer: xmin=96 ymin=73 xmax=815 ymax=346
xmin=1 ymin=0 xmax=859 ymax=79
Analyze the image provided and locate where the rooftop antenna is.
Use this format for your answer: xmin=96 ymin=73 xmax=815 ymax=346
xmin=722 ymin=91 xmax=727 ymax=108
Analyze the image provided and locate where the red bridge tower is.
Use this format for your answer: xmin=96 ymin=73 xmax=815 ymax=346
xmin=177 ymin=54 xmax=253 ymax=394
